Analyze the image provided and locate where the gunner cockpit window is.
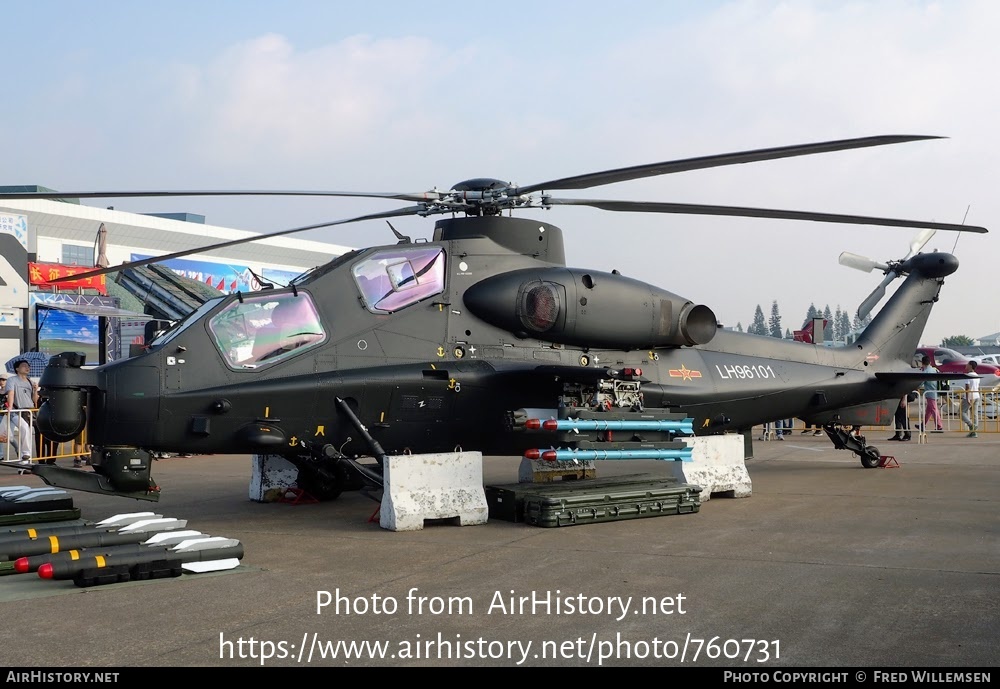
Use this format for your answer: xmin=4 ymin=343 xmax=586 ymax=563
xmin=353 ymin=247 xmax=445 ymax=313
xmin=209 ymin=292 xmax=325 ymax=368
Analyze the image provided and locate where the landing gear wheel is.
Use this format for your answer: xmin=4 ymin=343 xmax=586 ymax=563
xmin=860 ymin=445 xmax=881 ymax=469
xmin=293 ymin=461 xmax=350 ymax=501
xmin=295 ymin=473 xmax=343 ymax=501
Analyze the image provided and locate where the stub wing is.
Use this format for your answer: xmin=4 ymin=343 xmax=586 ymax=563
xmin=531 ymin=365 xmax=651 ymax=384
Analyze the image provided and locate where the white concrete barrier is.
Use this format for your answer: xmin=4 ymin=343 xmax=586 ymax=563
xmin=670 ymin=434 xmax=751 ymax=500
xmin=249 ymin=453 xmax=299 ymax=502
xmin=381 ymin=452 xmax=489 ymax=531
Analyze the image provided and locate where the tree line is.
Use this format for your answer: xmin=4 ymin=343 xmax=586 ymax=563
xmin=733 ymin=304 xmax=978 ymax=347
xmin=734 ymin=302 xmax=871 ymax=342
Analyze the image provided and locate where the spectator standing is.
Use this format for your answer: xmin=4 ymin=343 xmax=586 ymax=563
xmin=5 ymin=359 xmax=39 ymax=463
xmin=774 ymin=418 xmax=792 ymax=440
xmin=0 ymin=373 xmax=8 ymax=459
xmin=961 ymin=360 xmax=981 ymax=438
xmin=888 ymin=392 xmax=914 ymax=441
xmin=919 ymin=355 xmax=944 ymax=433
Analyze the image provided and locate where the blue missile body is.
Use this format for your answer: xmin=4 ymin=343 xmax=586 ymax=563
xmin=527 ymin=448 xmax=694 ymax=462
xmin=531 ymin=418 xmax=694 ymax=434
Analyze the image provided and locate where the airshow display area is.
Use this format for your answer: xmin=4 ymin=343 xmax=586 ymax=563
xmin=0 ymin=185 xmax=996 ymax=670
xmin=0 ymin=190 xmax=351 ymax=365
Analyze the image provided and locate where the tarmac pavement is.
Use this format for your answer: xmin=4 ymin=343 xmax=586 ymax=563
xmin=1 ymin=430 xmax=997 ymax=668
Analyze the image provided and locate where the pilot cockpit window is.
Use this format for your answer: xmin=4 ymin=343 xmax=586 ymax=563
xmin=208 ymin=292 xmax=326 ymax=368
xmin=352 ymin=247 xmax=445 ymax=313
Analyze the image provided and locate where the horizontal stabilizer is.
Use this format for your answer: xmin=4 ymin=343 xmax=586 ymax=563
xmin=875 ymin=372 xmax=973 ymax=382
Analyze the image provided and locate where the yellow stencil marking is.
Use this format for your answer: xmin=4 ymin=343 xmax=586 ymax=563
xmin=70 ymin=551 xmax=80 ymax=561
xmin=314 ymin=425 xmax=325 ymax=437
xmin=701 ymin=419 xmax=710 ymax=428
xmin=95 ymin=555 xmax=106 ymax=568
xmin=264 ymin=406 xmax=270 ymax=417
xmin=380 ymin=412 xmax=385 ymax=422
xmin=289 ymin=436 xmax=299 ymax=446
xmin=27 ymin=529 xmax=36 ymax=539
xmin=436 ymin=346 xmax=445 ymax=357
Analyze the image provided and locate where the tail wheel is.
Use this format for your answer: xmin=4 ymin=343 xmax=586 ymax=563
xmin=860 ymin=445 xmax=882 ymax=468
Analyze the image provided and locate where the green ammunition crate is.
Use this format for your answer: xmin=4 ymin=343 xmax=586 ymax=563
xmin=485 ymin=474 xmax=699 ymax=526
xmin=522 ymin=483 xmax=701 ymax=527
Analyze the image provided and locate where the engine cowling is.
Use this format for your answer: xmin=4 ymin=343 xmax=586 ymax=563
xmin=464 ymin=268 xmax=717 ymax=349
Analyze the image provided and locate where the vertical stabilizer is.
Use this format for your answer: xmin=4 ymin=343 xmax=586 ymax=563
xmin=854 ymin=252 xmax=959 ymax=368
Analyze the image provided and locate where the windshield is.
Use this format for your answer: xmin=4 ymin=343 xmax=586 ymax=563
xmin=208 ymin=292 xmax=325 ymax=368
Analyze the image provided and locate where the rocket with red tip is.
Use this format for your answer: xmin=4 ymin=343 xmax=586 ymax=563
xmin=38 ymin=537 xmax=243 ymax=580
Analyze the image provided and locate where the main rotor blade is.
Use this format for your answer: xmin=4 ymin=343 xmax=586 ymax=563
xmin=514 ymin=135 xmax=942 ymax=195
xmin=48 ymin=205 xmax=426 ymax=284
xmin=0 ymin=188 xmax=441 ymax=202
xmin=543 ymin=198 xmax=989 ymax=233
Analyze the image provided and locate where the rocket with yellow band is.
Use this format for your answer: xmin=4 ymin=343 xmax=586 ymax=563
xmin=0 ymin=518 xmax=186 ymax=561
xmin=37 ymin=537 xmax=244 ymax=580
xmin=13 ymin=529 xmax=205 ymax=574
xmin=0 ymin=511 xmax=162 ymax=550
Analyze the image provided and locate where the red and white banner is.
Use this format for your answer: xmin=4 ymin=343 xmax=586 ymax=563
xmin=29 ymin=262 xmax=107 ymax=295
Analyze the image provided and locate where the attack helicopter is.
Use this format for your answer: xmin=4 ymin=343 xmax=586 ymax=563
xmin=0 ymin=134 xmax=987 ymax=502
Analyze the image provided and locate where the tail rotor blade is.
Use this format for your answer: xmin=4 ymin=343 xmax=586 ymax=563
xmin=857 ymin=271 xmax=897 ymax=319
xmin=839 ymin=252 xmax=888 ymax=273
xmin=904 ymin=228 xmax=936 ymax=260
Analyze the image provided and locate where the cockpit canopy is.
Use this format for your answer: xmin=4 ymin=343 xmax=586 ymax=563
xmin=209 ymin=293 xmax=325 ymax=368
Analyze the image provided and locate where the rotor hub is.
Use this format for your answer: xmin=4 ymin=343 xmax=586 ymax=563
xmin=446 ymin=178 xmax=515 ymax=216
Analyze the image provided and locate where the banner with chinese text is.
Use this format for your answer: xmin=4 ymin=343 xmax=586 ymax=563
xmin=29 ymin=262 xmax=107 ymax=295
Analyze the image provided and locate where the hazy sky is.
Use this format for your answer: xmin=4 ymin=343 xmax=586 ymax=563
xmin=4 ymin=1 xmax=998 ymax=346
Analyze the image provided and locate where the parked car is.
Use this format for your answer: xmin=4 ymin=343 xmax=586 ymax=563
xmin=915 ymin=347 xmax=1000 ymax=420
xmin=914 ymin=347 xmax=1000 ymax=388
xmin=977 ymin=354 xmax=1000 ymax=367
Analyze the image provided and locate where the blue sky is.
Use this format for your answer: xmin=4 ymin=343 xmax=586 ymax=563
xmin=3 ymin=1 xmax=998 ymax=344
